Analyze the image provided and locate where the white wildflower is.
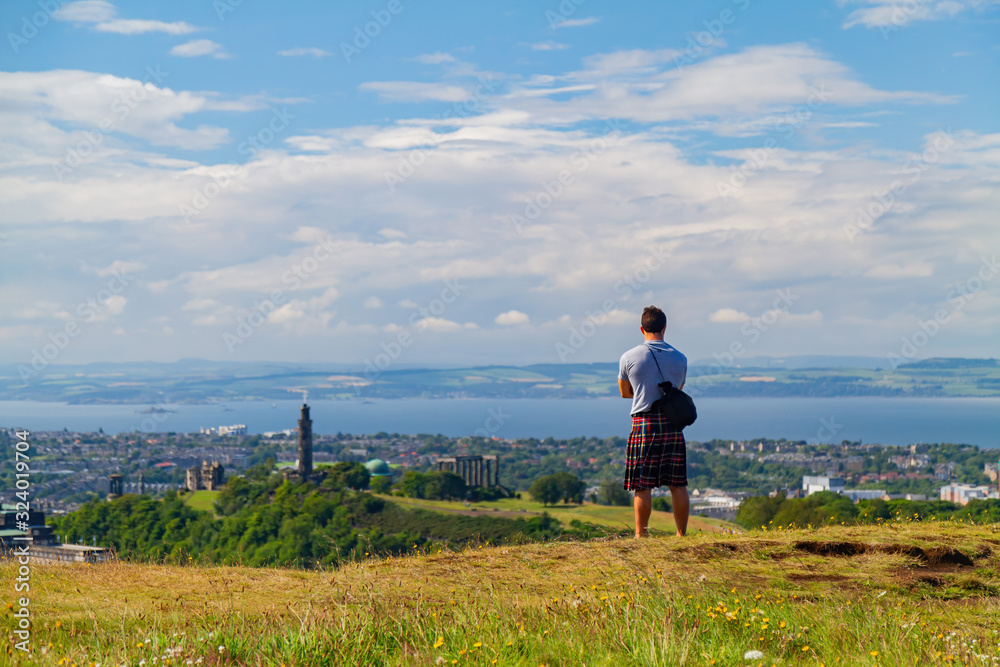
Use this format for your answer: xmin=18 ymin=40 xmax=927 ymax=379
xmin=744 ymin=650 xmax=765 ymax=660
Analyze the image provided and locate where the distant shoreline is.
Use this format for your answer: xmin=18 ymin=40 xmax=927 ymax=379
xmin=3 ymin=396 xmax=998 ymax=448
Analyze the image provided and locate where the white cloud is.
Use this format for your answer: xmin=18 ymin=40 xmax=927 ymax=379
xmin=413 ymin=52 xmax=456 ymax=64
xmin=96 ymin=19 xmax=198 ymax=35
xmin=289 ymin=226 xmax=330 ymax=243
xmin=278 ymin=47 xmax=331 ymax=58
xmin=0 ymin=70 xmax=242 ymax=150
xmin=839 ymin=0 xmax=994 ymax=29
xmin=14 ymin=301 xmax=71 ymax=321
xmin=415 ymin=317 xmax=472 ymax=332
xmin=181 ymin=298 xmax=223 ymax=311
xmin=709 ymin=308 xmax=751 ymax=324
xmin=170 ymin=40 xmax=230 ymax=59
xmin=191 ymin=314 xmax=225 ymax=327
xmin=265 ymin=288 xmax=338 ymax=331
xmin=604 ymin=310 xmax=637 ymax=326
xmin=95 ymin=260 xmax=146 ymax=277
xmin=513 ymin=44 xmax=955 ymax=127
xmin=552 ymin=17 xmax=600 ymax=29
xmin=55 ymin=1 xmax=198 ymax=34
xmin=780 ymin=310 xmax=825 ymax=326
xmin=866 ymin=262 xmax=935 ymax=279
xmin=95 ymin=295 xmax=127 ymax=319
xmin=359 ymin=81 xmax=471 ymax=103
xmin=364 ymin=296 xmax=383 ymax=309
xmin=495 ymin=310 xmax=530 ymax=326
xmin=54 ymin=1 xmax=115 ymax=22
xmin=2 ymin=46 xmax=997 ymax=364
xmin=531 ymin=42 xmax=570 ymax=51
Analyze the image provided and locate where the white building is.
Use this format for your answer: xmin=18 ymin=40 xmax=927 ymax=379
xmin=802 ymin=476 xmax=845 ymax=496
xmin=940 ymin=483 xmax=999 ymax=505
xmin=200 ymin=424 xmax=248 ymax=436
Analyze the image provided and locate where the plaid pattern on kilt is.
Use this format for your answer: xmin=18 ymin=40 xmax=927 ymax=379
xmin=624 ymin=411 xmax=687 ymax=490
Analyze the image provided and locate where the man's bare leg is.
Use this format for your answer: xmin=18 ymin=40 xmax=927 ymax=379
xmin=633 ymin=489 xmax=652 ymax=538
xmin=670 ymin=486 xmax=689 ymax=537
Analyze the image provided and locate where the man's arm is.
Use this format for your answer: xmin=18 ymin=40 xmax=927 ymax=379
xmin=619 ymin=378 xmax=634 ymax=398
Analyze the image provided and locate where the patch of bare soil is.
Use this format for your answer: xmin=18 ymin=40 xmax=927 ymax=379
xmin=792 ymin=540 xmax=974 ymax=567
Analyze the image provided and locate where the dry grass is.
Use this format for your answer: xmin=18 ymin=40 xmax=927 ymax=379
xmin=3 ymin=521 xmax=1000 ymax=665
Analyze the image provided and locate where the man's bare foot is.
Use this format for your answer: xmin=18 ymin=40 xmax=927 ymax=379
xmin=635 ymin=530 xmax=649 ymax=539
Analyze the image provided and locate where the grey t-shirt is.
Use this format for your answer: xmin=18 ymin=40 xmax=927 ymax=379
xmin=619 ymin=340 xmax=688 ymax=416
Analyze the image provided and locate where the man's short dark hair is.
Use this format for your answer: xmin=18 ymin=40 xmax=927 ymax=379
xmin=641 ymin=306 xmax=667 ymax=333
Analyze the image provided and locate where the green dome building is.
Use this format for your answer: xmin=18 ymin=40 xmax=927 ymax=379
xmin=365 ymin=459 xmax=391 ymax=477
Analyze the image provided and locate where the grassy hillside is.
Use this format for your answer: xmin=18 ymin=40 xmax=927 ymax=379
xmin=182 ymin=489 xmax=220 ymax=514
xmin=380 ymin=495 xmax=732 ymax=534
xmin=7 ymin=521 xmax=1000 ymax=665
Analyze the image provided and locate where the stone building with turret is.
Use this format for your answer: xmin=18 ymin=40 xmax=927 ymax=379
xmin=186 ymin=460 xmax=225 ymax=491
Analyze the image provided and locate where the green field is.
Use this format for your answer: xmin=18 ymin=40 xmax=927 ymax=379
xmin=179 ymin=488 xmax=732 ymax=534
xmin=182 ymin=489 xmax=220 ymax=514
xmin=379 ymin=494 xmax=734 ymax=535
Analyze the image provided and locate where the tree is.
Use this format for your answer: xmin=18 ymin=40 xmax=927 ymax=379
xmin=551 ymin=472 xmax=586 ymax=504
xmin=597 ymin=480 xmax=631 ymax=507
xmin=735 ymin=493 xmax=785 ymax=529
xmin=425 ymin=471 xmax=467 ymax=500
xmin=529 ymin=476 xmax=562 ymax=506
xmin=370 ymin=476 xmax=392 ymax=494
xmin=652 ymin=497 xmax=672 ymax=513
xmin=399 ymin=471 xmax=429 ymax=498
xmin=325 ymin=462 xmax=370 ymax=490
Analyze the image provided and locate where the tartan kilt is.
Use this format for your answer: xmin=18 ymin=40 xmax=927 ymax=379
xmin=624 ymin=411 xmax=687 ymax=491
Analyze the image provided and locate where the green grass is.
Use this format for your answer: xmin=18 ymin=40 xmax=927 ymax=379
xmin=379 ymin=494 xmax=737 ymax=535
xmin=182 ymin=489 xmax=220 ymax=514
xmin=6 ymin=521 xmax=1000 ymax=665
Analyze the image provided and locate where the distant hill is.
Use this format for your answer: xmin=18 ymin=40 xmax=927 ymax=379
xmin=1 ymin=357 xmax=997 ymax=403
xmin=690 ymin=354 xmax=890 ymax=369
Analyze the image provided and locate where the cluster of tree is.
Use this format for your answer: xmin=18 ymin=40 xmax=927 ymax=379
xmin=687 ymin=444 xmax=811 ymax=494
xmin=51 ymin=463 xmax=600 ymax=568
xmin=736 ymin=492 xmax=1000 ymax=529
xmin=396 ymin=470 xmax=468 ymax=500
xmin=529 ymin=472 xmax=587 ymax=506
xmin=593 ymin=480 xmax=630 ymax=506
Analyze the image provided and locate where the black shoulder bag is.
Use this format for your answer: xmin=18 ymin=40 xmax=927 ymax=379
xmin=645 ymin=344 xmax=697 ymax=430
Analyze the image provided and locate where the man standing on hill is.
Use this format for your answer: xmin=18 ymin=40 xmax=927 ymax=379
xmin=618 ymin=306 xmax=689 ymax=539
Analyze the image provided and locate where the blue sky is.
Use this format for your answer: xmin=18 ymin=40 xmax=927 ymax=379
xmin=1 ymin=0 xmax=998 ymax=371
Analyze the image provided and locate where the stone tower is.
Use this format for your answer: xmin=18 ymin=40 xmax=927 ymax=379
xmin=108 ymin=473 xmax=123 ymax=499
xmin=298 ymin=403 xmax=312 ymax=483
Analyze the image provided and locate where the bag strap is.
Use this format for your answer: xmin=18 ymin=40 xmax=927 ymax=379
xmin=644 ymin=343 xmax=671 ymax=389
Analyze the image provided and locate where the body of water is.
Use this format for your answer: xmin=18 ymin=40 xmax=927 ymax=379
xmin=1 ymin=397 xmax=998 ymax=448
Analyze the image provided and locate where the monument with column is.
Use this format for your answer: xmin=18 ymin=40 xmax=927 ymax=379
xmin=435 ymin=455 xmax=500 ymax=488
